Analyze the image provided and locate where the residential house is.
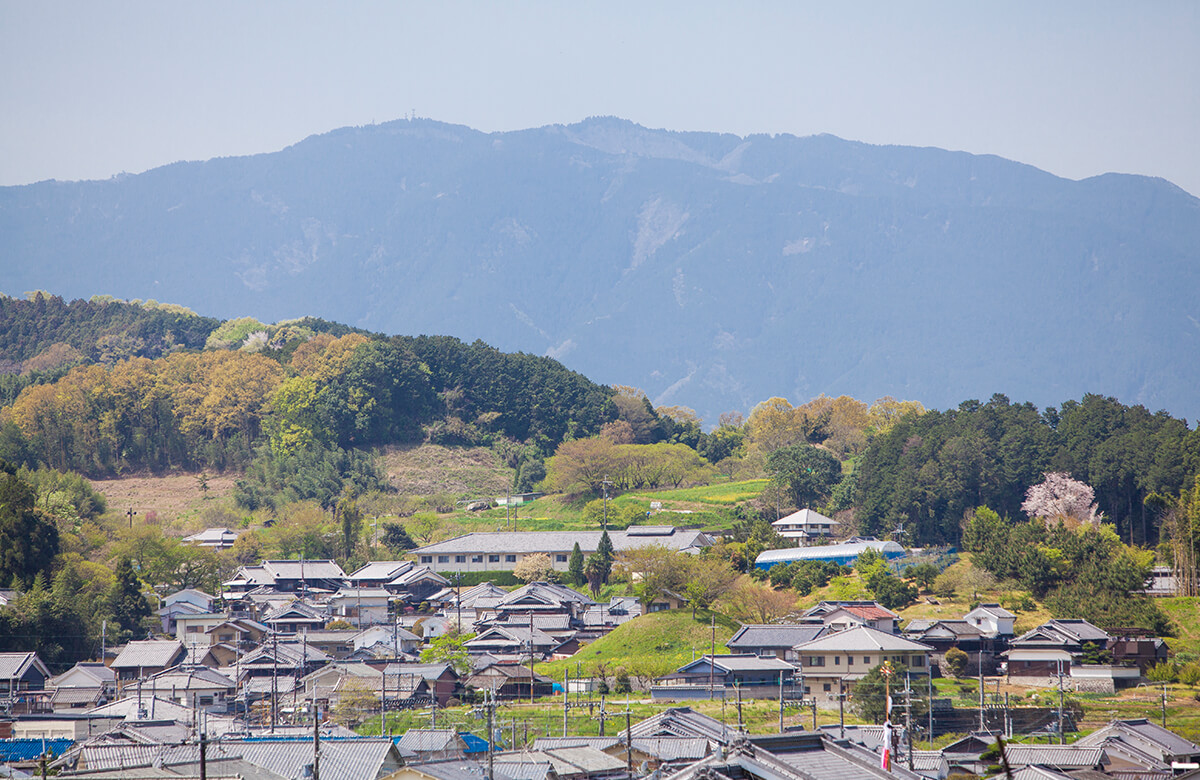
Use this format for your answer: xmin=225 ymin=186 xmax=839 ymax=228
xmin=144 ymin=666 xmax=235 ymax=709
xmin=224 ymin=559 xmax=347 ymax=594
xmin=109 ymin=640 xmax=187 ymax=686
xmin=329 ymin=588 xmax=393 ymax=626
xmin=725 ymin=622 xmax=829 ymax=662
xmin=297 ymin=629 xmax=361 ymax=660
xmin=903 ymin=619 xmax=993 ymax=675
xmin=347 ymin=561 xmax=450 ymax=603
xmin=395 ymin=729 xmax=469 ymax=763
xmin=0 ymin=653 xmax=51 ymax=695
xmin=578 ymin=597 xmax=642 ymax=635
xmin=652 ymin=655 xmax=797 ymax=700
xmin=1074 ymin=718 xmax=1200 ymax=768
xmin=629 ymin=707 xmax=730 ymax=747
xmin=466 ymin=662 xmax=554 ymax=700
xmin=181 ymin=527 xmax=238 ymax=550
xmin=412 ymin=527 xmax=713 ymax=574
xmin=790 ymin=625 xmax=933 ymax=694
xmin=771 ymin=508 xmax=839 ymax=545
xmin=353 ymin=624 xmax=424 ymax=656
xmin=157 ymin=589 xmax=215 ymax=635
xmin=1005 ymin=619 xmax=1155 ymax=691
xmin=262 ymin=600 xmax=329 ymax=634
xmin=805 ymin=602 xmax=901 ymax=634
xmin=964 ymin=603 xmax=1017 ymax=639
xmin=494 ymin=746 xmax=627 ymax=780
xmin=175 ymin=611 xmax=229 ymax=646
xmin=465 ymin=626 xmax=562 ymax=658
xmin=46 ymin=663 xmax=117 ymax=711
xmin=385 ymin=662 xmax=461 ymax=707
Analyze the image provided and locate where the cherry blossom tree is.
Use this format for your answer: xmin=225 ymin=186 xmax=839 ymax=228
xmin=1021 ymin=472 xmax=1103 ymax=527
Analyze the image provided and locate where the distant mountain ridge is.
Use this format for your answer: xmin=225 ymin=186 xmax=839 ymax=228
xmin=3 ymin=117 xmax=1198 ymax=423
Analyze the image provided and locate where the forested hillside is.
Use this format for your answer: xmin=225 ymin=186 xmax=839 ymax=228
xmin=853 ymin=394 xmax=1200 ymax=547
xmin=0 ymin=294 xmax=617 ymax=487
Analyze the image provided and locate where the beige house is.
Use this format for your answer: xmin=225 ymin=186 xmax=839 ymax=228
xmin=791 ymin=625 xmax=933 ymax=695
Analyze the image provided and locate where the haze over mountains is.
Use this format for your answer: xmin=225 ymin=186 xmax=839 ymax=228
xmin=3 ymin=117 xmax=1198 ymax=423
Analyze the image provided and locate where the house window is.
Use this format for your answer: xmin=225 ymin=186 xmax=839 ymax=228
xmin=912 ymin=656 xmax=925 ymax=667
xmin=847 ymin=656 xmax=854 ymax=666
xmin=186 ymin=625 xmax=203 ymax=633
xmin=823 ymin=683 xmax=831 ymax=692
xmin=864 ymin=656 xmax=871 ymax=664
xmin=489 ymin=555 xmax=500 ymax=563
xmin=471 ymin=555 xmax=483 ymax=563
xmin=199 ymin=696 xmax=214 ymax=706
xmin=555 ymin=554 xmax=568 ymax=563
xmin=805 ymin=656 xmax=825 ymax=667
xmin=834 ymin=656 xmax=840 ymax=665
xmin=437 ymin=556 xmax=449 ymax=563
xmin=455 ymin=555 xmax=466 ymax=563
xmin=506 ymin=555 xmax=517 ymax=563
xmin=421 ymin=556 xmax=433 ymax=564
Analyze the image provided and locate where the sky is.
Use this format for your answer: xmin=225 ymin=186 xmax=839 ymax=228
xmin=2 ymin=2 xmax=1198 ymax=196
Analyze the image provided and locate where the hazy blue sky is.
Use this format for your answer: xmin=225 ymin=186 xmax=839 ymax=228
xmin=2 ymin=1 xmax=1198 ymax=195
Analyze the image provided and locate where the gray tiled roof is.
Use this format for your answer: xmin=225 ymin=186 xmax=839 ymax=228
xmin=1001 ymin=745 xmax=1107 ymax=769
xmin=793 ymin=625 xmax=933 ymax=653
xmin=0 ymin=652 xmax=46 ymax=679
xmin=630 ymin=707 xmax=730 ymax=743
xmin=413 ymin=527 xmax=713 ymax=556
xmin=410 ymin=760 xmax=517 ymax=780
xmin=110 ymin=640 xmax=185 ymax=669
xmin=349 ymin=561 xmax=414 ymax=581
xmin=396 ymin=729 xmax=462 ymax=754
xmin=726 ymin=623 xmax=827 ymax=649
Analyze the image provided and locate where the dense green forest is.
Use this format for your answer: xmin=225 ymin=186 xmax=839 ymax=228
xmin=852 ymin=393 xmax=1200 ymax=547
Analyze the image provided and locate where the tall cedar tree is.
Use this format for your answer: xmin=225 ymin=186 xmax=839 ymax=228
xmin=109 ymin=559 xmax=151 ymax=642
xmin=596 ymin=530 xmax=614 ymax=584
xmin=567 ymin=542 xmax=585 ymax=586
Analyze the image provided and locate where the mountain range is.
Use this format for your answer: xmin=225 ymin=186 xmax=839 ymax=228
xmin=3 ymin=117 xmax=1198 ymax=424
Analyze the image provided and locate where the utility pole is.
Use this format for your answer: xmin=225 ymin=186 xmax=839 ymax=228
xmin=778 ymin=672 xmax=785 ymax=733
xmin=199 ymin=730 xmax=207 ymax=780
xmin=313 ymin=703 xmax=321 ymax=780
xmin=486 ymin=689 xmax=495 ymax=780
xmin=563 ymin=670 xmax=569 ymax=736
xmin=928 ymin=672 xmax=934 ymax=745
xmin=625 ymin=699 xmax=633 ymax=780
xmin=735 ymin=683 xmax=743 ymax=732
xmin=1056 ymin=659 xmax=1066 ymax=744
xmin=979 ymin=660 xmax=986 ymax=733
xmin=904 ymin=671 xmax=914 ymax=771
xmin=127 ymin=507 xmax=137 ymax=528
xmin=529 ymin=611 xmax=536 ymax=704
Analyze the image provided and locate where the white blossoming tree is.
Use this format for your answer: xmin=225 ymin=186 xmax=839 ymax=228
xmin=1021 ymin=472 xmax=1103 ymax=528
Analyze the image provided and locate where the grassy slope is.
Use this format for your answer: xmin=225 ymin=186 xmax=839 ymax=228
xmin=540 ymin=608 xmax=739 ymax=682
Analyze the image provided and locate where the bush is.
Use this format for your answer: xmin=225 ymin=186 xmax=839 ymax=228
xmin=1146 ymin=661 xmax=1177 ymax=683
xmin=614 ymin=668 xmax=632 ymax=694
xmin=944 ymin=647 xmax=969 ymax=678
xmin=1178 ymin=663 xmax=1200 ymax=687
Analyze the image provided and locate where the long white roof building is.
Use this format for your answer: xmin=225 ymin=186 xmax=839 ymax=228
xmin=412 ymin=526 xmax=714 ymax=573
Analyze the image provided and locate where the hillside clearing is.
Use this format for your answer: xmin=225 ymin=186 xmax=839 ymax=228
xmin=380 ymin=444 xmax=513 ymax=499
xmin=89 ymin=471 xmax=237 ymax=527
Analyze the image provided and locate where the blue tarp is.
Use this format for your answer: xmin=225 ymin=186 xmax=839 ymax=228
xmin=0 ymin=739 xmax=75 ymax=762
